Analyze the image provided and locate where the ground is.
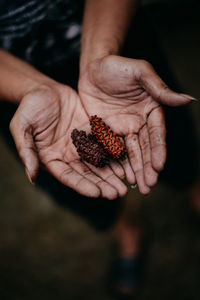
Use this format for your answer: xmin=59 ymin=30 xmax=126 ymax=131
xmin=0 ymin=2 xmax=200 ymax=300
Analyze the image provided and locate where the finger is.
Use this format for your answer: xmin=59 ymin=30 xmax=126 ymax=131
xmin=113 ymin=136 xmax=136 ymax=184
xmin=69 ymin=160 xmax=119 ymax=200
xmin=119 ymin=157 xmax=136 ymax=185
xmin=9 ymin=116 xmax=39 ymax=182
xmin=139 ymin=125 xmax=158 ymax=187
xmin=109 ymin=161 xmax=125 ymax=179
xmin=148 ymin=107 xmax=166 ymax=171
xmin=140 ymin=62 xmax=193 ymax=106
xmin=125 ymin=133 xmax=151 ymax=195
xmin=85 ymin=163 xmax=128 ymax=198
xmin=47 ymin=160 xmax=101 ymax=198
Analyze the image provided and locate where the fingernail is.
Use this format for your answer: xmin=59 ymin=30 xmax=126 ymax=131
xmin=25 ymin=169 xmax=35 ymax=185
xmin=180 ymin=93 xmax=199 ymax=102
xmin=188 ymin=97 xmax=199 ymax=102
xmin=131 ymin=184 xmax=137 ymax=189
xmin=191 ymin=98 xmax=199 ymax=102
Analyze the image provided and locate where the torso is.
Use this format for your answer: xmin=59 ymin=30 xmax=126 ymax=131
xmin=0 ymin=0 xmax=84 ymax=67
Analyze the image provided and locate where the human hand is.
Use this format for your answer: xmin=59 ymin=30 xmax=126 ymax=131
xmin=79 ymin=55 xmax=193 ymax=194
xmin=10 ymin=84 xmax=128 ymax=199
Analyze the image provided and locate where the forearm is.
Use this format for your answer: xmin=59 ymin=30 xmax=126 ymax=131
xmin=80 ymin=0 xmax=140 ymax=74
xmin=0 ymin=49 xmax=55 ymax=103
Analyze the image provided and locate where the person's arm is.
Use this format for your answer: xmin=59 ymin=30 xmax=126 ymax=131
xmin=80 ymin=0 xmax=139 ymax=75
xmin=78 ymin=0 xmax=194 ymax=194
xmin=0 ymin=49 xmax=55 ymax=103
xmin=0 ymin=49 xmax=127 ymax=199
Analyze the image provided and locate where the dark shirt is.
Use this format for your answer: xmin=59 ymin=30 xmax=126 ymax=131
xmin=0 ymin=0 xmax=84 ymax=67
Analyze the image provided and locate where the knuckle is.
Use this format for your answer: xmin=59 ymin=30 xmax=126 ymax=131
xmin=141 ymin=59 xmax=151 ymax=67
xmin=81 ymin=169 xmax=92 ymax=178
xmin=144 ymin=161 xmax=151 ymax=168
xmin=60 ymin=168 xmax=74 ymax=182
xmin=141 ymin=138 xmax=149 ymax=150
xmin=149 ymin=125 xmax=158 ymax=135
xmin=96 ymin=179 xmax=105 ymax=187
xmin=9 ymin=117 xmax=16 ymax=133
xmin=105 ymin=173 xmax=116 ymax=181
xmin=139 ymin=59 xmax=152 ymax=72
xmin=75 ymin=177 xmax=85 ymax=189
xmin=117 ymin=169 xmax=125 ymax=179
xmin=135 ymin=167 xmax=143 ymax=174
xmin=157 ymin=85 xmax=169 ymax=101
xmin=128 ymin=149 xmax=136 ymax=161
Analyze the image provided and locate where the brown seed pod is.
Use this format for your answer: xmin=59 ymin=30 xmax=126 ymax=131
xmin=71 ymin=129 xmax=108 ymax=168
xmin=89 ymin=115 xmax=127 ymax=160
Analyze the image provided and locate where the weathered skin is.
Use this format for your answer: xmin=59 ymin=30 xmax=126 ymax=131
xmin=79 ymin=55 xmax=192 ymax=194
xmin=10 ymin=84 xmax=128 ymax=200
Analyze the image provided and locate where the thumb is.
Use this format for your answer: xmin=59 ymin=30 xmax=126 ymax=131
xmin=10 ymin=117 xmax=39 ymax=183
xmin=140 ymin=62 xmax=196 ymax=106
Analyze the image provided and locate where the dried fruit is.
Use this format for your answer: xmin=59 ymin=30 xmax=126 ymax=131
xmin=89 ymin=115 xmax=127 ymax=160
xmin=71 ymin=129 xmax=108 ymax=168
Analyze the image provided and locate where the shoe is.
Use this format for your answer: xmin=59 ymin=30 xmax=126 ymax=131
xmin=108 ymin=255 xmax=140 ymax=299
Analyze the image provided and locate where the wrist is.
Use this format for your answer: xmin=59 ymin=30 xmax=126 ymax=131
xmin=80 ymin=0 xmax=139 ymax=76
xmin=80 ymin=49 xmax=120 ymax=83
xmin=0 ymin=49 xmax=57 ymax=104
xmin=80 ymin=41 xmax=121 ymax=77
xmin=15 ymin=77 xmax=58 ymax=104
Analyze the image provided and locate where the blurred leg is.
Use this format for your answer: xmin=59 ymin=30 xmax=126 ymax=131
xmin=109 ymin=199 xmax=142 ymax=297
xmin=112 ymin=208 xmax=141 ymax=258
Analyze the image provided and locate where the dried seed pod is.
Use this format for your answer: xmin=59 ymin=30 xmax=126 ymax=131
xmin=71 ymin=129 xmax=108 ymax=168
xmin=89 ymin=115 xmax=127 ymax=160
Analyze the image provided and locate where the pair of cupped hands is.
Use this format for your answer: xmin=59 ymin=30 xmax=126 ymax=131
xmin=10 ymin=55 xmax=192 ymax=199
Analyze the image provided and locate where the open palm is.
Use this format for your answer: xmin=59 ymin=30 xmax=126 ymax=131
xmin=79 ymin=55 xmax=192 ymax=194
xmin=10 ymin=84 xmax=127 ymax=199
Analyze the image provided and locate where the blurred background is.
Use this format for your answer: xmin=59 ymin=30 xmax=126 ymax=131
xmin=0 ymin=0 xmax=200 ymax=299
